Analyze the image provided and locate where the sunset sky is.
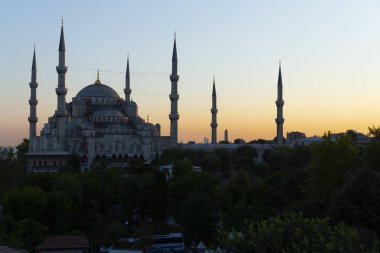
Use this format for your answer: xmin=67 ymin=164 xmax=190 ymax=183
xmin=0 ymin=0 xmax=379 ymax=146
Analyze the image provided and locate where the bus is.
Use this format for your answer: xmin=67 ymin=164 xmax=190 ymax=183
xmin=147 ymin=233 xmax=185 ymax=252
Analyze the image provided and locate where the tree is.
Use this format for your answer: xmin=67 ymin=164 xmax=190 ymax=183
xmin=179 ymin=193 xmax=218 ymax=244
xmin=306 ymin=134 xmax=359 ymax=204
xmin=5 ymin=218 xmax=49 ymax=252
xmin=362 ymin=126 xmax=380 ymax=171
xmin=233 ymin=138 xmax=246 ymax=144
xmin=63 ymin=154 xmax=81 ymax=173
xmin=149 ymin=169 xmax=169 ymax=223
xmin=101 ymin=220 xmax=126 ymax=246
xmin=169 ymin=171 xmax=220 ymax=218
xmin=201 ymin=153 xmax=221 ymax=174
xmin=223 ymin=212 xmax=375 ymax=253
xmin=16 ymin=138 xmax=29 ymax=164
xmin=265 ymin=146 xmax=294 ymax=171
xmin=292 ymin=145 xmax=311 ymax=168
xmin=329 ymin=168 xmax=380 ymax=237
xmin=368 ymin=126 xmax=380 ymax=140
xmin=233 ymin=145 xmax=257 ymax=171
xmin=252 ymin=162 xmax=271 ymax=179
xmin=172 ymin=158 xmax=193 ymax=178
xmin=0 ymin=146 xmax=16 ymax=161
xmin=0 ymin=158 xmax=24 ymax=196
xmin=1 ymin=186 xmax=48 ymax=221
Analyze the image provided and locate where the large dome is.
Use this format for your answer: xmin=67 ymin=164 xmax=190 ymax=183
xmin=76 ymin=82 xmax=120 ymax=98
xmin=92 ymin=107 xmax=124 ymax=117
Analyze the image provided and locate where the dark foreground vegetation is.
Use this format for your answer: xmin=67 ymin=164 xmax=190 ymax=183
xmin=1 ymin=128 xmax=380 ymax=252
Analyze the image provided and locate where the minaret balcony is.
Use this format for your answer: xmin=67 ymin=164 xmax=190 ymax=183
xmin=211 ymin=108 xmax=218 ymax=113
xmin=124 ymin=88 xmax=131 ymax=95
xmin=29 ymin=99 xmax=38 ymax=106
xmin=169 ymin=94 xmax=179 ymax=101
xmin=56 ymin=66 xmax=68 ymax=74
xmin=56 ymin=87 xmax=68 ymax=95
xmin=275 ymin=118 xmax=285 ymax=124
xmin=170 ymin=75 xmax=179 ymax=82
xmin=276 ymin=100 xmax=284 ymax=106
xmin=29 ymin=82 xmax=38 ymax=88
xmin=210 ymin=123 xmax=218 ymax=128
xmin=169 ymin=113 xmax=179 ymax=120
xmin=28 ymin=116 xmax=38 ymax=123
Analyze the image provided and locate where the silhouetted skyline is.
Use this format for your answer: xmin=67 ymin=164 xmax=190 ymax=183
xmin=0 ymin=0 xmax=379 ymax=146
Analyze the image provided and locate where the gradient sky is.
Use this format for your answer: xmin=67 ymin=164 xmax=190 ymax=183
xmin=0 ymin=0 xmax=379 ymax=146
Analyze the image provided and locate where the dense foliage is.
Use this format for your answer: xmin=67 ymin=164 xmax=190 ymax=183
xmin=0 ymin=130 xmax=380 ymax=252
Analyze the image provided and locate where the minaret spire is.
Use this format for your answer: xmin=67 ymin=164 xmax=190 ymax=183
xmin=169 ymin=34 xmax=180 ymax=144
xmin=58 ymin=21 xmax=65 ymax=52
xmin=275 ymin=62 xmax=285 ymax=145
xmin=28 ymin=47 xmax=38 ymax=140
xmin=124 ymin=56 xmax=131 ymax=102
xmin=55 ymin=22 xmax=67 ymax=116
xmin=211 ymin=76 xmax=218 ymax=144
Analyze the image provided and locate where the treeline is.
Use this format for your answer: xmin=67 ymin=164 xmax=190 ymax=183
xmin=0 ymin=128 xmax=380 ymax=252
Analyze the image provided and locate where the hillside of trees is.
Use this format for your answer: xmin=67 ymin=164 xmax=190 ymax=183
xmin=1 ymin=128 xmax=380 ymax=252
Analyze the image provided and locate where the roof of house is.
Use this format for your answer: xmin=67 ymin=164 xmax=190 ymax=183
xmin=35 ymin=235 xmax=89 ymax=250
xmin=0 ymin=246 xmax=28 ymax=253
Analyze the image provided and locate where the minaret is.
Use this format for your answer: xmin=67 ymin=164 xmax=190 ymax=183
xmin=28 ymin=47 xmax=38 ymax=140
xmin=169 ymin=34 xmax=179 ymax=144
xmin=224 ymin=129 xmax=228 ymax=143
xmin=124 ymin=56 xmax=131 ymax=102
xmin=55 ymin=22 xmax=68 ymax=116
xmin=210 ymin=76 xmax=218 ymax=144
xmin=275 ymin=63 xmax=285 ymax=145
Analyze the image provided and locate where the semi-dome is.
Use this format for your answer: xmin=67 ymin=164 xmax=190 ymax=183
xmin=92 ymin=107 xmax=124 ymax=117
xmin=126 ymin=100 xmax=137 ymax=107
xmin=76 ymin=82 xmax=120 ymax=98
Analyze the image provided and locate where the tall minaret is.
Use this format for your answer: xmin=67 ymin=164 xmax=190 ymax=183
xmin=224 ymin=129 xmax=228 ymax=143
xmin=169 ymin=35 xmax=179 ymax=144
xmin=124 ymin=56 xmax=131 ymax=102
xmin=55 ymin=22 xmax=68 ymax=116
xmin=211 ymin=76 xmax=218 ymax=144
xmin=28 ymin=47 xmax=38 ymax=140
xmin=275 ymin=63 xmax=285 ymax=145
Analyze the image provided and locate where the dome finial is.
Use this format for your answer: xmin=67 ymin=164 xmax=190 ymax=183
xmin=95 ymin=69 xmax=101 ymax=84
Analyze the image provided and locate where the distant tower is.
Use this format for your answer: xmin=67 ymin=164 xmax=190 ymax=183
xmin=224 ymin=129 xmax=228 ymax=143
xmin=124 ymin=56 xmax=131 ymax=102
xmin=275 ymin=63 xmax=285 ymax=145
xmin=28 ymin=47 xmax=38 ymax=140
xmin=210 ymin=76 xmax=218 ymax=144
xmin=55 ymin=22 xmax=67 ymax=116
xmin=169 ymin=34 xmax=179 ymax=144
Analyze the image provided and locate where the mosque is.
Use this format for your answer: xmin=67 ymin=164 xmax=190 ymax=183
xmin=25 ymin=24 xmax=180 ymax=172
xmin=25 ymin=24 xmax=285 ymax=172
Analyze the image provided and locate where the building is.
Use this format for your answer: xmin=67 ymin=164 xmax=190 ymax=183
xmin=25 ymin=24 xmax=179 ymax=172
xmin=0 ymin=246 xmax=27 ymax=253
xmin=35 ymin=235 xmax=89 ymax=253
xmin=286 ymin=131 xmax=306 ymax=144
